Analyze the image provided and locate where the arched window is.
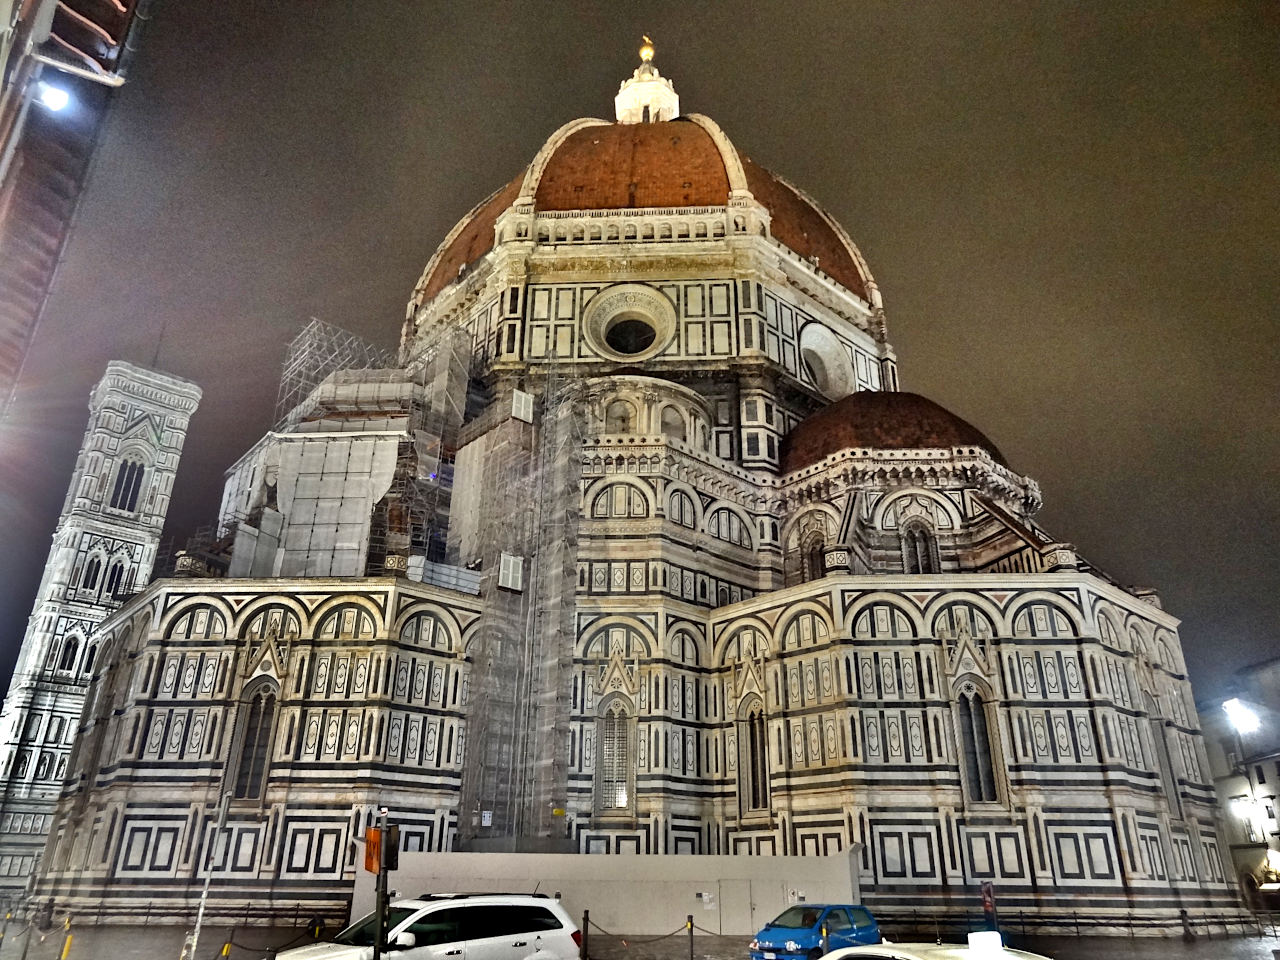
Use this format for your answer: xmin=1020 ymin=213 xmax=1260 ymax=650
xmin=591 ymin=483 xmax=648 ymax=519
xmin=233 ymin=681 xmax=278 ymax=799
xmin=109 ymin=459 xmax=146 ymax=512
xmin=660 ymin=406 xmax=686 ymax=441
xmin=82 ymin=644 xmax=97 ymax=677
xmin=740 ymin=701 xmax=769 ymax=812
xmin=707 ymin=508 xmax=751 ymax=547
xmin=803 ymin=534 xmax=826 ymax=583
xmin=605 ymin=400 xmax=635 ymax=434
xmin=105 ymin=562 xmax=124 ymax=597
xmin=957 ymin=689 xmax=998 ymax=802
xmin=669 ymin=490 xmax=696 ymax=528
xmin=82 ymin=557 xmax=101 ymax=590
xmin=900 ymin=521 xmax=939 ymax=574
xmin=57 ymin=638 xmax=79 ymax=673
xmin=598 ymin=700 xmax=632 ymax=812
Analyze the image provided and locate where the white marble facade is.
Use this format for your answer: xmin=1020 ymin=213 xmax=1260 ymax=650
xmin=28 ymin=53 xmax=1236 ymax=926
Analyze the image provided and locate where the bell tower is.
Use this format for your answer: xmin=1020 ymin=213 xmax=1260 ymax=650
xmin=0 ymin=361 xmax=200 ymax=896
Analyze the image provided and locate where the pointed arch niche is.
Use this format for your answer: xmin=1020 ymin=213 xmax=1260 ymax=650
xmin=595 ymin=693 xmax=635 ymax=816
xmin=231 ymin=677 xmax=279 ymax=800
xmin=737 ymin=693 xmax=770 ymax=815
xmin=953 ymin=676 xmax=1002 ymax=805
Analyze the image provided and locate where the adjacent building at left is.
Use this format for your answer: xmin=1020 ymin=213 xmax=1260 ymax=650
xmin=0 ymin=361 xmax=200 ymax=897
xmin=1 ymin=0 xmax=147 ymax=415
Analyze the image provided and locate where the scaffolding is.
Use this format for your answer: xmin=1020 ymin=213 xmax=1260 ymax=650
xmin=454 ymin=336 xmax=583 ymax=850
xmin=274 ymin=318 xmax=394 ymax=427
xmin=363 ymin=326 xmax=471 ymax=577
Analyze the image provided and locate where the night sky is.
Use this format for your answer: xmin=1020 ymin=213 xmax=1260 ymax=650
xmin=1 ymin=2 xmax=1275 ymax=702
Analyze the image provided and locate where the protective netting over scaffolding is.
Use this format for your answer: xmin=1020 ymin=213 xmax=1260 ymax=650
xmin=274 ymin=318 xmax=395 ymax=427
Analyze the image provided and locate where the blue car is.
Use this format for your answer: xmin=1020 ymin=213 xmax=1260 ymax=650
xmin=749 ymin=904 xmax=881 ymax=960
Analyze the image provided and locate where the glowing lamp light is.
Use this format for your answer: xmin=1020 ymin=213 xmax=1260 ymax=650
xmin=1268 ymin=849 xmax=1280 ymax=871
xmin=1224 ymin=698 xmax=1261 ymax=735
xmin=1231 ymin=796 xmax=1257 ymax=819
xmin=37 ymin=82 xmax=69 ymax=111
xmin=967 ymin=930 xmax=1004 ymax=955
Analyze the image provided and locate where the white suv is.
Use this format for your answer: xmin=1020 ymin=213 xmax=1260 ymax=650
xmin=271 ymin=894 xmax=582 ymax=960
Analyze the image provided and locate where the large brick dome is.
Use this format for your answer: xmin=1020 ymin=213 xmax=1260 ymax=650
xmin=781 ymin=391 xmax=1008 ymax=472
xmin=416 ymin=115 xmax=873 ymax=304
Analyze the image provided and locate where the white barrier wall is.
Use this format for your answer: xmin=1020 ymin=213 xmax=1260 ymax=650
xmin=352 ymin=850 xmax=863 ymax=936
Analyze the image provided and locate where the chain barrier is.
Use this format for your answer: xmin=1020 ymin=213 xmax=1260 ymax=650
xmin=586 ymin=915 xmax=689 ymax=946
xmin=214 ymin=926 xmax=321 ymax=959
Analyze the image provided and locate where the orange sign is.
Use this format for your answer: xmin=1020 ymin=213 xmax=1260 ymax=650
xmin=364 ymin=826 xmax=381 ymax=874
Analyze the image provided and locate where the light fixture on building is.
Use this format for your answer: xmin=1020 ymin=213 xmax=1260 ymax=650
xmin=1224 ymin=698 xmax=1261 ymax=734
xmin=36 ymin=81 xmax=69 ymax=112
xmin=1231 ymin=796 xmax=1257 ymax=819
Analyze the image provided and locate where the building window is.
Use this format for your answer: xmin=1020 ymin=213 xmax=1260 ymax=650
xmin=901 ymin=521 xmax=939 ymax=574
xmin=740 ymin=701 xmax=769 ymax=812
xmin=109 ymin=459 xmax=145 ymax=512
xmin=669 ymin=490 xmax=696 ymax=528
xmin=605 ymin=400 xmax=635 ymax=434
xmin=803 ymin=534 xmax=826 ymax=583
xmin=660 ymin=406 xmax=686 ymax=441
xmin=82 ymin=645 xmax=97 ymax=677
xmin=957 ymin=689 xmax=998 ymax=802
xmin=82 ymin=557 xmax=101 ymax=590
xmin=57 ymin=638 xmax=79 ymax=673
xmin=598 ymin=700 xmax=631 ymax=812
xmin=105 ymin=562 xmax=124 ymax=597
xmin=591 ymin=483 xmax=648 ymax=519
xmin=233 ymin=681 xmax=278 ymax=800
xmin=707 ymin=508 xmax=751 ymax=547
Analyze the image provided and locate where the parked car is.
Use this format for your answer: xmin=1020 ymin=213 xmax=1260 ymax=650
xmin=821 ymin=931 xmax=1053 ymax=960
xmin=749 ymin=903 xmax=882 ymax=960
xmin=269 ymin=893 xmax=582 ymax=960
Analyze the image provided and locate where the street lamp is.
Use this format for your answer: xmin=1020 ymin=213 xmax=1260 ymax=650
xmin=1224 ymin=698 xmax=1261 ymax=735
xmin=35 ymin=81 xmax=69 ymax=112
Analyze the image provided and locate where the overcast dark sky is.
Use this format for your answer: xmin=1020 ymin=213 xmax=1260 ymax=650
xmin=0 ymin=1 xmax=1275 ymax=702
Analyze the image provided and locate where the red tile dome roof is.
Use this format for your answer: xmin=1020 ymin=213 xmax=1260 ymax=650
xmin=535 ymin=120 xmax=731 ymax=210
xmin=781 ymin=391 xmax=1008 ymax=472
xmin=416 ymin=116 xmax=873 ymax=303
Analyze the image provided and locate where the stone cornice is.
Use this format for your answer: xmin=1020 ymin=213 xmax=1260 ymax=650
xmin=781 ymin=446 xmax=1042 ymax=517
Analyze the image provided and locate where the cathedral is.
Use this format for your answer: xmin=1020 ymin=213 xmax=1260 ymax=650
xmin=0 ymin=46 xmax=1236 ymax=926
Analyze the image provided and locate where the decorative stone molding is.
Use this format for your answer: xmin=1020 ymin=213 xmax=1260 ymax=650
xmin=580 ymin=283 xmax=678 ymax=362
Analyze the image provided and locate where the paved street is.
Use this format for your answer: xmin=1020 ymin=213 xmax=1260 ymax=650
xmin=584 ymin=931 xmax=1280 ymax=960
xmin=1 ymin=924 xmax=1277 ymax=959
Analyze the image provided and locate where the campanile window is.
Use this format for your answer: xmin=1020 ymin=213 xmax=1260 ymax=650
xmin=109 ymin=459 xmax=145 ymax=512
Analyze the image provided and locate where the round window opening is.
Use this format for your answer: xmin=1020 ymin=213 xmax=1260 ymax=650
xmin=605 ymin=315 xmax=657 ymax=355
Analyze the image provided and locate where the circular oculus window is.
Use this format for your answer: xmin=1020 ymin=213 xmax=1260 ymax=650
xmin=582 ymin=283 xmax=677 ymax=362
xmin=604 ymin=314 xmax=657 ymax=355
xmin=798 ymin=322 xmax=857 ymax=400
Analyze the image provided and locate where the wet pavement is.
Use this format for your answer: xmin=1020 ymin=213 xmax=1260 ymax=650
xmin=0 ymin=924 xmax=1275 ymax=959
xmin=584 ymin=930 xmax=1280 ymax=960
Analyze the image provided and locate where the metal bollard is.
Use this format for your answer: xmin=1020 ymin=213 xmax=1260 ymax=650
xmin=688 ymin=913 xmax=694 ymax=960
xmin=581 ymin=909 xmax=589 ymax=960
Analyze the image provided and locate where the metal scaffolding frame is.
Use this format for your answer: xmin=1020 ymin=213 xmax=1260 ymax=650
xmin=274 ymin=318 xmax=394 ymax=427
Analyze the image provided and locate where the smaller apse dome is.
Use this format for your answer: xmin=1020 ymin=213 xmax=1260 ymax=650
xmin=781 ymin=391 xmax=1009 ymax=472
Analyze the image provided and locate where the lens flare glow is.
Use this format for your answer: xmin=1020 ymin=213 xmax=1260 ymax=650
xmin=1224 ymin=698 xmax=1261 ymax=734
xmin=38 ymin=82 xmax=69 ymax=111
